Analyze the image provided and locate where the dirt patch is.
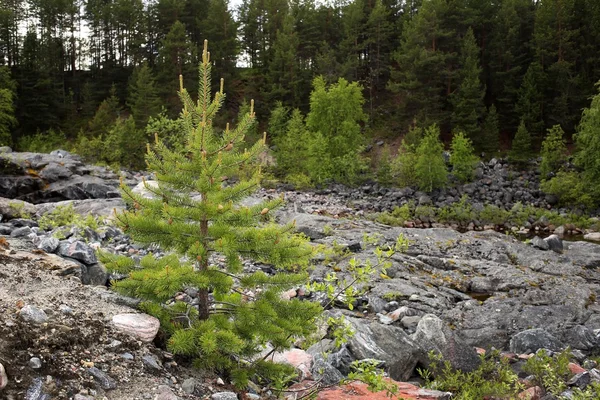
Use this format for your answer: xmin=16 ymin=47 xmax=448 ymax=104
xmin=0 ymin=239 xmax=214 ymax=399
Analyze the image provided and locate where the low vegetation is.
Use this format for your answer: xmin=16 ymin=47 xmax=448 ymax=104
xmin=374 ymin=197 xmax=595 ymax=231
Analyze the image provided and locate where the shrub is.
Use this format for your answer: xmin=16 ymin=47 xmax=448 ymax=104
xmin=450 ymin=132 xmax=478 ymax=183
xmin=479 ymin=205 xmax=509 ymax=226
xmin=375 ymin=204 xmax=412 ymax=226
xmin=376 ymin=145 xmax=394 ymax=186
xmin=438 ymin=195 xmax=474 ymax=226
xmin=540 ymin=125 xmax=567 ymax=179
xmin=392 ymin=140 xmax=419 ymax=187
xmin=540 ymin=171 xmax=594 ymax=210
xmin=419 ymin=350 xmax=523 ymax=399
xmin=415 ymin=124 xmax=447 ymax=192
xmin=17 ymin=129 xmax=67 ymax=153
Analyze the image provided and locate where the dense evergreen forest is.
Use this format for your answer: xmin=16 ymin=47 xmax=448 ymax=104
xmin=1 ymin=0 xmax=600 ymax=195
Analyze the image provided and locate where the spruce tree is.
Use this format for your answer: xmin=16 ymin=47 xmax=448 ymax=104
xmin=516 ymin=62 xmax=545 ymax=142
xmin=481 ymin=104 xmax=500 ymax=157
xmin=101 ymin=41 xmax=321 ymax=386
xmin=127 ymin=64 xmax=161 ymax=129
xmin=415 ymin=124 xmax=447 ymax=192
xmin=539 ymin=125 xmax=567 ymax=178
xmin=451 ymin=28 xmax=486 ymax=149
xmin=509 ymin=119 xmax=533 ymax=165
xmin=88 ymin=85 xmax=121 ymax=137
xmin=0 ymin=66 xmax=17 ymax=146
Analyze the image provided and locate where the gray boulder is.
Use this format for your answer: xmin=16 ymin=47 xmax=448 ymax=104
xmin=81 ymin=263 xmax=108 ymax=286
xmin=412 ymin=314 xmax=481 ymax=373
xmin=346 ymin=316 xmax=425 ymax=381
xmin=57 ymin=240 xmax=97 ymax=264
xmin=510 ymin=328 xmax=565 ymax=354
xmin=544 ymin=234 xmax=563 ymax=254
xmin=38 ymin=236 xmax=60 ymax=253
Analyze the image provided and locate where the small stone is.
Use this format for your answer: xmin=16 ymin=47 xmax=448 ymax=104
xmin=211 ymin=392 xmax=238 ymax=400
xmin=246 ymin=394 xmax=260 ymax=400
xmin=216 ymin=377 xmax=225 ymax=386
xmin=29 ymin=357 xmax=42 ymax=369
xmin=568 ymin=362 xmax=586 ymax=375
xmin=106 ymin=340 xmax=122 ymax=350
xmin=73 ymin=395 xmax=95 ymax=400
xmin=73 ymin=394 xmax=95 ymax=400
xmin=10 ymin=226 xmax=32 ymax=238
xmin=583 ymin=360 xmax=597 ymax=370
xmin=544 ymin=235 xmax=563 ymax=254
xmin=182 ymin=378 xmax=196 ymax=394
xmin=20 ymin=305 xmax=48 ymax=324
xmin=38 ymin=237 xmax=60 ymax=253
xmin=531 ymin=236 xmax=549 ymax=251
xmin=112 ymin=313 xmax=160 ymax=342
xmin=0 ymin=363 xmax=7 ymax=390
xmin=59 ymin=304 xmax=73 ymax=315
xmin=57 ymin=240 xmax=97 ymax=265
xmin=25 ymin=377 xmax=46 ymax=400
xmin=154 ymin=385 xmax=180 ymax=400
xmin=120 ymin=353 xmax=134 ymax=361
xmin=88 ymin=367 xmax=117 ymax=390
xmin=142 ymin=354 xmax=162 ymax=372
xmin=567 ymin=371 xmax=590 ymax=389
xmin=518 ymin=386 xmax=543 ymax=400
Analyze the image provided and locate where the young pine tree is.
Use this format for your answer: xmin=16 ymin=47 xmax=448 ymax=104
xmin=415 ymin=124 xmax=448 ymax=192
xmin=127 ymin=64 xmax=161 ymax=129
xmin=509 ymin=119 xmax=533 ymax=166
xmin=450 ymin=131 xmax=479 ymax=183
xmin=101 ymin=41 xmax=321 ymax=386
xmin=539 ymin=125 xmax=567 ymax=178
xmin=481 ymin=104 xmax=500 ymax=157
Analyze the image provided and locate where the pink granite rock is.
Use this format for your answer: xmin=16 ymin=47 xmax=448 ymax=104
xmin=112 ymin=313 xmax=160 ymax=343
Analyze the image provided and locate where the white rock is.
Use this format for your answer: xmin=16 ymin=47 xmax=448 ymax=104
xmin=584 ymin=232 xmax=600 ymax=242
xmin=112 ymin=313 xmax=160 ymax=343
xmin=0 ymin=363 xmax=7 ymax=390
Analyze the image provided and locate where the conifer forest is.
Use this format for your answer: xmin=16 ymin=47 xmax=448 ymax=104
xmin=1 ymin=0 xmax=600 ymax=203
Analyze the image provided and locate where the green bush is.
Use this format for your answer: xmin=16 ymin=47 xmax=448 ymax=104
xmin=415 ymin=124 xmax=447 ymax=192
xmin=438 ymin=195 xmax=474 ymax=226
xmin=17 ymin=129 xmax=67 ymax=153
xmin=39 ymin=203 xmax=101 ymax=231
xmin=419 ymin=350 xmax=523 ymax=399
xmin=376 ymin=145 xmax=394 ymax=186
xmin=392 ymin=140 xmax=419 ymax=187
xmin=479 ymin=205 xmax=509 ymax=226
xmin=450 ymin=132 xmax=478 ymax=183
xmin=540 ymin=125 xmax=567 ymax=178
xmin=540 ymin=171 xmax=594 ymax=210
xmin=375 ymin=203 xmax=412 ymax=226
xmin=285 ymin=173 xmax=314 ymax=190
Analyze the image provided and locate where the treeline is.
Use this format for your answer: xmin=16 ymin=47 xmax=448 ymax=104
xmin=1 ymin=0 xmax=600 ymax=164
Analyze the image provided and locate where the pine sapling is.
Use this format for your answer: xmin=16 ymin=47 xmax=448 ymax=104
xmin=100 ymin=40 xmax=321 ymax=387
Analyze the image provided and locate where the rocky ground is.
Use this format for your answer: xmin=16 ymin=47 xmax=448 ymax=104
xmin=3 ymin=148 xmax=600 ymax=400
